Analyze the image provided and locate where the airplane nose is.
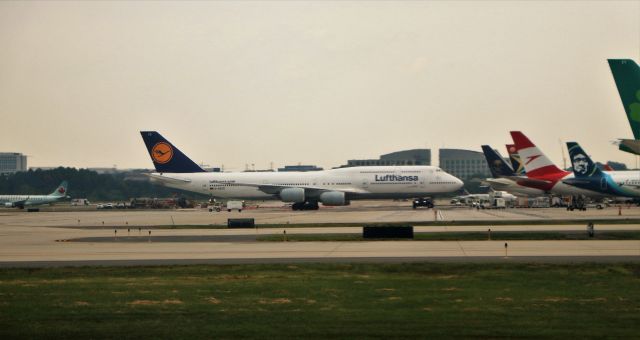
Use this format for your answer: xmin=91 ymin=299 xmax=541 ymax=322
xmin=453 ymin=176 xmax=464 ymax=190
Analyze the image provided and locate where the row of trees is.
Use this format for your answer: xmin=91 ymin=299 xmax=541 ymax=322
xmin=0 ymin=168 xmax=208 ymax=201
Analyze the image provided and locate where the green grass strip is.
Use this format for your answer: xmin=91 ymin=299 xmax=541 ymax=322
xmin=0 ymin=263 xmax=639 ymax=338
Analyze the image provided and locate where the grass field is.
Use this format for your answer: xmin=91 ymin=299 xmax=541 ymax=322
xmin=1 ymin=263 xmax=639 ymax=338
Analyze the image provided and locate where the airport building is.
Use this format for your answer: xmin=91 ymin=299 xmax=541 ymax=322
xmin=0 ymin=152 xmax=27 ymax=175
xmin=342 ymin=149 xmax=431 ymax=167
xmin=439 ymin=149 xmax=490 ymax=180
xmin=278 ymin=165 xmax=323 ymax=172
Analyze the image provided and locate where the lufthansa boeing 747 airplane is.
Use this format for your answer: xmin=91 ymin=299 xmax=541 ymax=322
xmin=140 ymin=131 xmax=464 ymax=210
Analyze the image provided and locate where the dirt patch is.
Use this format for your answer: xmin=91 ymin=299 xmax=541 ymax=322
xmin=543 ymin=297 xmax=570 ymax=302
xmin=495 ymin=297 xmax=513 ymax=302
xmin=129 ymin=300 xmax=158 ymax=306
xmin=74 ymin=301 xmax=90 ymax=306
xmin=579 ymin=297 xmax=607 ymax=303
xmin=376 ymin=288 xmax=395 ymax=292
xmin=441 ymin=287 xmax=459 ymax=291
xmin=433 ymin=275 xmax=459 ymax=280
xmin=259 ymin=298 xmax=291 ymax=305
xmin=387 ymin=297 xmax=402 ymax=301
xmin=206 ymin=297 xmax=221 ymax=304
xmin=128 ymin=299 xmax=183 ymax=306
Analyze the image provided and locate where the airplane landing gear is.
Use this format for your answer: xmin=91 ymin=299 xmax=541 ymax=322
xmin=292 ymin=201 xmax=319 ymax=211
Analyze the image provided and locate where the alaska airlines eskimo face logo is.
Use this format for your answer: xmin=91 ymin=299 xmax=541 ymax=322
xmin=151 ymin=142 xmax=174 ymax=164
xmin=572 ymin=153 xmax=589 ymax=175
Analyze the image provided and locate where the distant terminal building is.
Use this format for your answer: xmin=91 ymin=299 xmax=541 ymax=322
xmin=343 ymin=149 xmax=431 ymax=167
xmin=0 ymin=152 xmax=27 ymax=175
xmin=278 ymin=165 xmax=323 ymax=172
xmin=439 ymin=149 xmax=490 ymax=180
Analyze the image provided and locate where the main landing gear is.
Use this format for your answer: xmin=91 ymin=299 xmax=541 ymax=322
xmin=292 ymin=201 xmax=319 ymax=211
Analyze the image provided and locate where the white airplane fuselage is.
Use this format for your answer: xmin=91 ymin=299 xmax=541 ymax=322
xmin=149 ymin=165 xmax=463 ymax=201
xmin=0 ymin=194 xmax=63 ymax=208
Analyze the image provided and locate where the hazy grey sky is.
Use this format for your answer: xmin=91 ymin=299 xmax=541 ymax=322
xmin=1 ymin=1 xmax=639 ymax=170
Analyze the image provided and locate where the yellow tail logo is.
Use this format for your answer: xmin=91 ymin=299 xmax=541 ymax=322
xmin=151 ymin=142 xmax=173 ymax=164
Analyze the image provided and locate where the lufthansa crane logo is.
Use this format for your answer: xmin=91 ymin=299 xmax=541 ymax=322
xmin=151 ymin=142 xmax=174 ymax=164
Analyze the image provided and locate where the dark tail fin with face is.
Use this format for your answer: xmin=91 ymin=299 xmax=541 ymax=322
xmin=140 ymin=131 xmax=205 ymax=173
xmin=481 ymin=145 xmax=515 ymax=178
xmin=566 ymin=142 xmax=601 ymax=178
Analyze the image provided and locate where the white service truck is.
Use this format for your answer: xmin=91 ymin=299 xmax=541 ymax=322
xmin=226 ymin=200 xmax=244 ymax=212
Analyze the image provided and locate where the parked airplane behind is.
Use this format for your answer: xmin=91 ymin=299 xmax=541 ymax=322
xmin=563 ymin=142 xmax=640 ymax=198
xmin=510 ymin=131 xmax=603 ymax=197
xmin=608 ymin=59 xmax=640 ymax=155
xmin=480 ymin=145 xmax=544 ymax=197
xmin=140 ymin=131 xmax=464 ymax=210
xmin=0 ymin=181 xmax=69 ymax=209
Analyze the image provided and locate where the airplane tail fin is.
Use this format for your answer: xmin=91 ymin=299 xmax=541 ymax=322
xmin=566 ymin=142 xmax=602 ymax=178
xmin=50 ymin=181 xmax=68 ymax=197
xmin=481 ymin=145 xmax=515 ymax=178
xmin=140 ymin=131 xmax=206 ymax=173
xmin=505 ymin=144 xmax=526 ymax=175
xmin=510 ymin=131 xmax=565 ymax=177
xmin=608 ymin=59 xmax=640 ymax=139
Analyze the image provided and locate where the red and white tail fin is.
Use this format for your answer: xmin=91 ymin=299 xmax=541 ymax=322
xmin=510 ymin=131 xmax=566 ymax=178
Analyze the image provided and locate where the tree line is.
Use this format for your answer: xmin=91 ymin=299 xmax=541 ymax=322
xmin=0 ymin=167 xmax=208 ymax=201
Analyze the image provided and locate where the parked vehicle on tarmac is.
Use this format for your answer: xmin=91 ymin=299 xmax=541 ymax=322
xmin=413 ymin=198 xmax=434 ymax=209
xmin=226 ymin=200 xmax=244 ymax=212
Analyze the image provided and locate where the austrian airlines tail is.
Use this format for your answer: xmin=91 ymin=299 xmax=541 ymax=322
xmin=510 ymin=131 xmax=567 ymax=178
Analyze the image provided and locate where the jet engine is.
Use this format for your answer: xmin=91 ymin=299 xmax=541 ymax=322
xmin=319 ymin=191 xmax=348 ymax=206
xmin=279 ymin=187 xmax=305 ymax=203
xmin=5 ymin=202 xmax=14 ymax=208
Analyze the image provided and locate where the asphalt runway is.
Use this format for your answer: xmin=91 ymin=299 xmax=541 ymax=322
xmin=1 ymin=201 xmax=639 ymax=228
xmin=1 ymin=203 xmax=640 ymax=267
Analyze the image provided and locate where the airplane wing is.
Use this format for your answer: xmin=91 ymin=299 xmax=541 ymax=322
xmin=562 ymin=178 xmax=593 ymax=186
xmin=6 ymin=197 xmax=29 ymax=208
xmin=504 ymin=176 xmax=553 ymax=186
xmin=146 ymin=173 xmax=192 ymax=183
xmin=231 ymin=182 xmax=370 ymax=196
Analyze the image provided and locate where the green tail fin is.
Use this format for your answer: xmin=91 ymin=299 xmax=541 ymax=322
xmin=608 ymin=59 xmax=640 ymax=139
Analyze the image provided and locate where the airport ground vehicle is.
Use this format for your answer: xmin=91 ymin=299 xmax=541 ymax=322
xmin=412 ymin=198 xmax=434 ymax=209
xmin=70 ymin=198 xmax=90 ymax=206
xmin=226 ymin=200 xmax=244 ymax=212
xmin=208 ymin=202 xmax=222 ymax=212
